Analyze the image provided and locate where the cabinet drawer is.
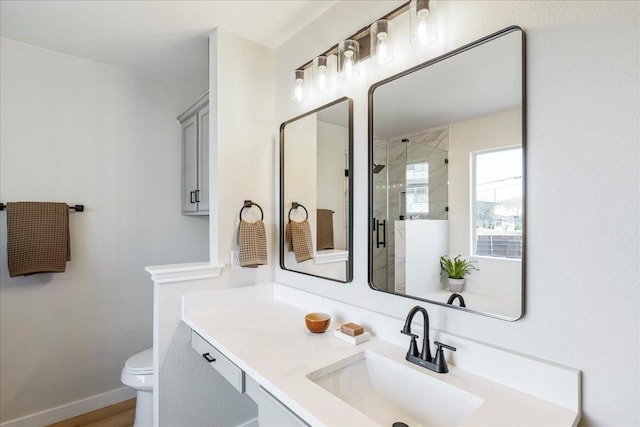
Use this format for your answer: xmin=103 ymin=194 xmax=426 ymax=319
xmin=191 ymin=330 xmax=245 ymax=393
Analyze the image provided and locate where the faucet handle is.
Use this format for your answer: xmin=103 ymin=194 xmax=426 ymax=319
xmin=434 ymin=341 xmax=456 ymax=352
xmin=401 ymin=330 xmax=420 ymax=357
xmin=400 ymin=330 xmax=419 ymax=338
xmin=433 ymin=341 xmax=456 ymax=373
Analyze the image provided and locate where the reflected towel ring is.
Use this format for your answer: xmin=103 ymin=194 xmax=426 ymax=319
xmin=239 ymin=200 xmax=264 ymax=221
xmin=288 ymin=202 xmax=309 ymax=221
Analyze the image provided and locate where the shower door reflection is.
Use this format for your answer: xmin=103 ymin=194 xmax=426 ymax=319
xmin=371 ymin=134 xmax=449 ymax=294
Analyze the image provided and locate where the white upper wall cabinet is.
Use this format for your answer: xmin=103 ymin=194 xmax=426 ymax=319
xmin=179 ymin=92 xmax=209 ymax=215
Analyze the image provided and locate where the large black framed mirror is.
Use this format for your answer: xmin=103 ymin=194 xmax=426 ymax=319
xmin=368 ymin=26 xmax=525 ymax=320
xmin=280 ymin=97 xmax=353 ymax=282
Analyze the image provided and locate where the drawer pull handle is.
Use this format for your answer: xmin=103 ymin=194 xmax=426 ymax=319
xmin=203 ymin=353 xmax=216 ymax=363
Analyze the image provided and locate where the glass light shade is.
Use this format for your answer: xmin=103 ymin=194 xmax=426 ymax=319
xmin=410 ymin=0 xmax=437 ymax=46
xmin=370 ymin=19 xmax=394 ymax=65
xmin=337 ymin=39 xmax=359 ymax=80
xmin=291 ymin=69 xmax=305 ymax=102
xmin=313 ymin=55 xmax=332 ymax=94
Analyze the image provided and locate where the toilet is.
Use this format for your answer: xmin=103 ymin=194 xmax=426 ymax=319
xmin=121 ymin=348 xmax=154 ymax=427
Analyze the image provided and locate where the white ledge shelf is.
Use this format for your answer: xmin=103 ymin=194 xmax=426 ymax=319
xmin=314 ymin=249 xmax=348 ymax=265
xmin=145 ymin=261 xmax=223 ymax=284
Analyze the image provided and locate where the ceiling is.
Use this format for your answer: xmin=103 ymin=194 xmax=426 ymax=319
xmin=0 ymin=0 xmax=338 ymax=90
xmin=373 ymin=29 xmax=523 ymax=139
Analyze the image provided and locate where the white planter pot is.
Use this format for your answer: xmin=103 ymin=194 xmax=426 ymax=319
xmin=448 ymin=277 xmax=465 ymax=293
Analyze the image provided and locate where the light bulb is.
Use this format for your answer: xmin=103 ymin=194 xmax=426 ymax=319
xmin=293 ymin=80 xmax=303 ymax=102
xmin=377 ymin=39 xmax=388 ymax=64
xmin=291 ymin=69 xmax=304 ymax=102
xmin=410 ymin=0 xmax=437 ymax=46
xmin=317 ymin=68 xmax=327 ymax=92
xmin=371 ymin=19 xmax=393 ymax=65
xmin=344 ymin=53 xmax=354 ymax=79
xmin=417 ymin=19 xmax=428 ymax=44
xmin=338 ymin=39 xmax=359 ymax=80
xmin=312 ymin=55 xmax=334 ymax=96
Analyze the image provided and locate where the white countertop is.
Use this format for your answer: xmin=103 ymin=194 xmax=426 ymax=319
xmin=182 ymin=284 xmax=579 ymax=426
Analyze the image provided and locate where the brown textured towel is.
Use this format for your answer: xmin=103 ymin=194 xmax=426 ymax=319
xmin=285 ymin=220 xmax=314 ymax=263
xmin=316 ymin=209 xmax=334 ymax=250
xmin=237 ymin=219 xmax=267 ymax=268
xmin=7 ymin=202 xmax=70 ymax=277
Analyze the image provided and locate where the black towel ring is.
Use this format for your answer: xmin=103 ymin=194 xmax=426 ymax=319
xmin=239 ymin=200 xmax=264 ymax=221
xmin=288 ymin=202 xmax=309 ymax=221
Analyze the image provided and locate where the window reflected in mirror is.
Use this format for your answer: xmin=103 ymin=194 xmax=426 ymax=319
xmin=406 ymin=162 xmax=429 ymax=219
xmin=473 ymin=147 xmax=522 ymax=259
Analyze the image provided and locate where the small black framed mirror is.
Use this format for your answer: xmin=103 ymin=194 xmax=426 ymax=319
xmin=280 ymin=97 xmax=353 ymax=283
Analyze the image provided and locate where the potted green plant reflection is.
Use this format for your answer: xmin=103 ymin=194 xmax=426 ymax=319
xmin=440 ymin=255 xmax=478 ymax=292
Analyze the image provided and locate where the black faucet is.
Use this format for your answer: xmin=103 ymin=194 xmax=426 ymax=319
xmin=401 ymin=305 xmax=456 ymax=373
xmin=447 ymin=293 xmax=466 ymax=307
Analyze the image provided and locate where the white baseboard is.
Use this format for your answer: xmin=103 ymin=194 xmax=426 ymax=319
xmin=0 ymin=387 xmax=137 ymax=427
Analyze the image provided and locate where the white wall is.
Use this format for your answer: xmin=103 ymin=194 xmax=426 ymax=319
xmin=0 ymin=38 xmax=208 ymax=423
xmin=211 ymin=28 xmax=275 ymax=285
xmin=152 ymin=28 xmax=274 ymax=426
xmin=274 ymin=2 xmax=639 ymax=426
xmin=317 ymin=120 xmax=348 ymax=250
xmin=283 ymin=112 xmax=318 ymax=229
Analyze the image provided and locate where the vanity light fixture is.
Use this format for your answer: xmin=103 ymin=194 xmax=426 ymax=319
xmin=290 ymin=1 xmax=436 ymax=99
xmin=410 ymin=0 xmax=437 ymax=46
xmin=291 ymin=69 xmax=305 ymax=102
xmin=338 ymin=39 xmax=360 ymax=80
xmin=370 ymin=19 xmax=394 ymax=65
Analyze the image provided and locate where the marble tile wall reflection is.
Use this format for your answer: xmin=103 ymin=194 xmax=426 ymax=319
xmin=371 ymin=127 xmax=450 ymax=292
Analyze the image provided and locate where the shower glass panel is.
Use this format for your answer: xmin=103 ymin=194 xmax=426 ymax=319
xmin=371 ymin=135 xmax=449 ymax=294
xmin=372 ymin=139 xmax=389 ymax=291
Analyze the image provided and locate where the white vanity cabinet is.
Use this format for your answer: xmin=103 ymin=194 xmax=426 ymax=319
xmin=183 ymin=284 xmax=581 ymax=427
xmin=190 ymin=329 xmax=308 ymax=426
xmin=178 ymin=92 xmax=209 ymax=215
xmin=245 ymin=376 xmax=309 ymax=427
xmin=190 ymin=330 xmax=244 ymax=393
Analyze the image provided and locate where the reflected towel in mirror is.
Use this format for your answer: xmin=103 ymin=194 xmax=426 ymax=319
xmin=285 ymin=220 xmax=314 ymax=263
xmin=316 ymin=209 xmax=334 ymax=250
xmin=237 ymin=219 xmax=268 ymax=268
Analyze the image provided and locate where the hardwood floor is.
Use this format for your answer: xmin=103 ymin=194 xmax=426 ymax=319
xmin=47 ymin=398 xmax=136 ymax=427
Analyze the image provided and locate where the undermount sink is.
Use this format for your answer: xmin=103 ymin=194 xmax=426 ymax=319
xmin=307 ymin=350 xmax=483 ymax=427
